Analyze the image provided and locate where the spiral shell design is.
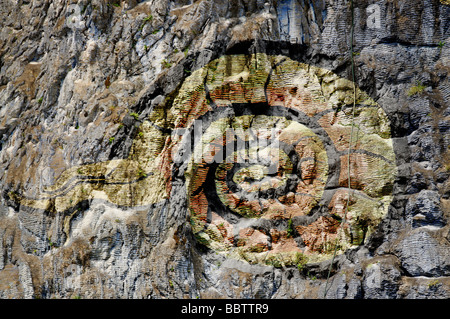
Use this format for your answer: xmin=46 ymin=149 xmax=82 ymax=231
xmin=172 ymin=53 xmax=396 ymax=265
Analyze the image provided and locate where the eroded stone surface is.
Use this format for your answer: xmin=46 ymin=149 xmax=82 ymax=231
xmin=0 ymin=0 xmax=449 ymax=299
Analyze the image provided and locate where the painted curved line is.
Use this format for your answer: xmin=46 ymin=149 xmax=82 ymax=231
xmin=21 ymin=172 xmax=154 ymax=201
xmin=179 ymin=53 xmax=396 ymax=265
xmin=312 ymin=104 xmax=382 ymax=121
xmin=41 ymin=175 xmax=107 ymax=195
xmin=340 ymin=148 xmax=394 ymax=165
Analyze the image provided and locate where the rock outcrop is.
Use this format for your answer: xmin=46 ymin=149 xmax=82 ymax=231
xmin=0 ymin=0 xmax=449 ymax=299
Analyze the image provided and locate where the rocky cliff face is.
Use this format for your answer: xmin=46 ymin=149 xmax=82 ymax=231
xmin=0 ymin=0 xmax=449 ymax=299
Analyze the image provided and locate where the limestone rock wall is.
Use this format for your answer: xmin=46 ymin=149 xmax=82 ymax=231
xmin=0 ymin=0 xmax=449 ymax=299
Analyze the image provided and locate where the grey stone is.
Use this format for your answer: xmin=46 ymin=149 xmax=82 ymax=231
xmin=0 ymin=0 xmax=448 ymax=299
xmin=395 ymin=229 xmax=450 ymax=277
xmin=406 ymin=190 xmax=446 ymax=228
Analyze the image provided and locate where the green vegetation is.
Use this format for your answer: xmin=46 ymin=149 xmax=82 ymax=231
xmin=265 ymin=255 xmax=282 ymax=268
xmin=237 ymin=248 xmax=256 ymax=265
xmin=108 ymin=137 xmax=115 ymax=144
xmin=139 ymin=14 xmax=153 ymax=31
xmin=264 ymin=253 xmax=308 ymax=269
xmin=306 ymin=271 xmax=317 ymax=281
xmin=143 ymin=14 xmax=153 ymax=22
xmin=428 ymin=279 xmax=440 ymax=288
xmin=438 ymin=41 xmax=445 ymax=55
xmin=48 ymin=238 xmax=58 ymax=249
xmin=247 ymin=244 xmax=266 ymax=253
xmin=286 ymin=218 xmax=295 ymax=238
xmin=37 ymin=97 xmax=43 ymax=104
xmin=407 ymin=81 xmax=426 ymax=96
xmin=318 ymin=239 xmax=342 ymax=254
xmin=161 ymin=59 xmax=172 ymax=69
xmin=137 ymin=169 xmax=147 ymax=178
xmin=295 ymin=252 xmax=308 ymax=272
xmin=445 ymin=162 xmax=450 ymax=172
xmin=130 ymin=112 xmax=139 ymax=120
xmin=8 ymin=190 xmax=20 ymax=202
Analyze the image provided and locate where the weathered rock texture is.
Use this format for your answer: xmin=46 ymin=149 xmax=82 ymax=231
xmin=0 ymin=0 xmax=449 ymax=299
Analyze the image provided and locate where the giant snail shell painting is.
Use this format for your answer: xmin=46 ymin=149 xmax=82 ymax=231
xmin=17 ymin=52 xmax=396 ymax=266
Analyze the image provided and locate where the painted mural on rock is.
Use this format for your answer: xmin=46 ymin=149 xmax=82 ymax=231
xmin=14 ymin=51 xmax=396 ymax=267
